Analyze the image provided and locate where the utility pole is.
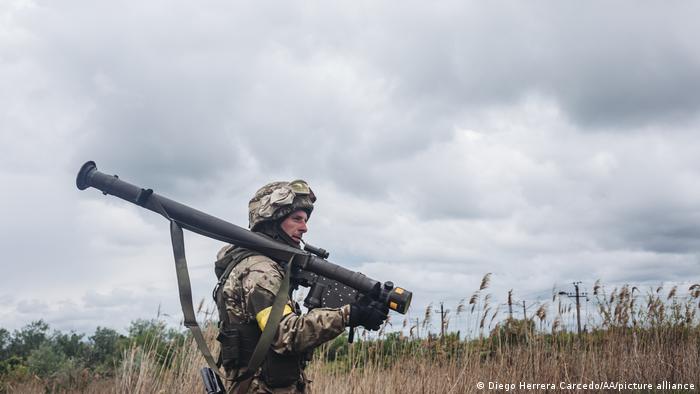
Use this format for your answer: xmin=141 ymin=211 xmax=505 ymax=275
xmin=559 ymin=281 xmax=588 ymax=335
xmin=574 ymin=282 xmax=583 ymax=335
xmin=522 ymin=300 xmax=527 ymax=320
xmin=440 ymin=302 xmax=445 ymax=338
xmin=433 ymin=302 xmax=448 ymax=339
xmin=508 ymin=289 xmax=513 ymax=320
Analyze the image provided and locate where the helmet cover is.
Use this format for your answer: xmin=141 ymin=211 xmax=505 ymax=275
xmin=248 ymin=180 xmax=315 ymax=231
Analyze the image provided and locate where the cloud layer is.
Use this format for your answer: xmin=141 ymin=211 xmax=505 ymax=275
xmin=2 ymin=0 xmax=699 ymax=334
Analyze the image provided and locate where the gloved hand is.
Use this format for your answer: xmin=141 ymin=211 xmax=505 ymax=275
xmin=348 ymin=299 xmax=389 ymax=331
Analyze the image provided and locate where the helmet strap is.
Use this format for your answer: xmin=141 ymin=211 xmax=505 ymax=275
xmin=275 ymin=221 xmax=301 ymax=248
xmin=255 ymin=220 xmax=300 ymax=249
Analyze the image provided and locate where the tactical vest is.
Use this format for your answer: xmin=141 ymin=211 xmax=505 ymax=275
xmin=213 ymin=247 xmax=305 ymax=389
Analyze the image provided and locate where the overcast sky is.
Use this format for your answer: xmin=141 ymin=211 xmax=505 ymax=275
xmin=2 ymin=0 xmax=699 ymax=336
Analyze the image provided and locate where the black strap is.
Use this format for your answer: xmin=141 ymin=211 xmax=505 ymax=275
xmin=234 ymin=255 xmax=294 ymax=393
xmin=213 ymin=248 xmax=259 ymax=329
xmin=213 ymin=252 xmax=241 ymax=300
xmin=214 ymin=261 xmax=237 ymax=329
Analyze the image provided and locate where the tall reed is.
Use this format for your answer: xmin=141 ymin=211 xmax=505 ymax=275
xmin=4 ymin=280 xmax=699 ymax=393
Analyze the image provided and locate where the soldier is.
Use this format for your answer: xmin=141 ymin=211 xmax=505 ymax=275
xmin=214 ymin=180 xmax=389 ymax=393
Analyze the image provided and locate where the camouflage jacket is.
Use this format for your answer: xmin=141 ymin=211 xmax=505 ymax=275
xmin=218 ymin=245 xmax=350 ymax=393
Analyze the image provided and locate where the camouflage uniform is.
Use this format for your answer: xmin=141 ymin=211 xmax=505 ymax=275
xmin=216 ymin=180 xmax=350 ymax=393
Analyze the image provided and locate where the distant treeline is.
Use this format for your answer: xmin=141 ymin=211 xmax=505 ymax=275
xmin=0 ymin=319 xmax=185 ymax=388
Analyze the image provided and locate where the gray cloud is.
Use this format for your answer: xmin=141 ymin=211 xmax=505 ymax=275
xmin=2 ymin=0 xmax=700 ymax=334
xmin=325 ymin=2 xmax=700 ymax=129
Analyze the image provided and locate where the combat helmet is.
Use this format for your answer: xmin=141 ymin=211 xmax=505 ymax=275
xmin=248 ymin=179 xmax=316 ymax=231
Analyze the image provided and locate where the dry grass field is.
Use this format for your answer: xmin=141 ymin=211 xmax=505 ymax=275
xmin=3 ymin=279 xmax=699 ymax=393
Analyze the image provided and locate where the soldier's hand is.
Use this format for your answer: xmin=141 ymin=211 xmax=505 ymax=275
xmin=348 ymin=300 xmax=389 ymax=331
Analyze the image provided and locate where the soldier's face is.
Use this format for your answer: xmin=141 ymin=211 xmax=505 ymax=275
xmin=280 ymin=210 xmax=308 ymax=244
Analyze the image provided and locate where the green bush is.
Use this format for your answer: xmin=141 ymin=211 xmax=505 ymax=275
xmin=85 ymin=326 xmax=127 ymax=375
xmin=27 ymin=342 xmax=67 ymax=378
xmin=8 ymin=320 xmax=50 ymax=360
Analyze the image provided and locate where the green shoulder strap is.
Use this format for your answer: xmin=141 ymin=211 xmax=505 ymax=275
xmin=170 ymin=220 xmax=222 ymax=375
xmin=139 ymin=191 xmax=223 ymax=379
